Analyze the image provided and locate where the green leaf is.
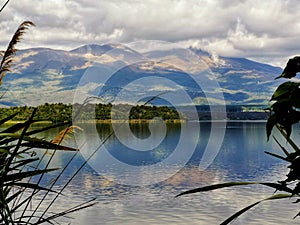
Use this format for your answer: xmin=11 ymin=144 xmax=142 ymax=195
xmin=0 ymin=121 xmax=27 ymax=135
xmin=272 ymin=136 xmax=290 ymax=156
xmin=276 ymin=125 xmax=300 ymax=152
xmin=10 ymin=157 xmax=39 ymax=170
xmin=176 ymin=182 xmax=258 ymax=197
xmin=290 ymin=89 xmax=300 ymax=108
xmin=0 ymin=148 xmax=11 ymax=154
xmin=260 ymin=182 xmax=293 ymax=193
xmin=220 ymin=194 xmax=293 ymax=225
xmin=221 ymin=201 xmax=261 ymax=225
xmin=284 ymin=125 xmax=292 ymax=141
xmin=290 ymin=110 xmax=300 ymax=124
xmin=5 ymin=190 xmax=22 ymax=204
xmin=176 ymin=182 xmax=293 ymax=198
xmin=21 ymin=141 xmax=78 ymax=151
xmin=3 ymin=168 xmax=58 ymax=182
xmin=6 ymin=182 xmax=57 ymax=192
xmin=276 ymin=57 xmax=300 ymax=79
xmin=266 ymin=114 xmax=277 ymax=141
xmin=271 ymin=82 xmax=300 ymax=101
xmin=264 ymin=151 xmax=290 ymax=162
xmin=0 ymin=133 xmax=78 ymax=151
xmin=0 ymin=112 xmax=19 ymax=126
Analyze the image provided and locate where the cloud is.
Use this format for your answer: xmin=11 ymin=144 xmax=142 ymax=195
xmin=1 ymin=0 xmax=300 ymax=66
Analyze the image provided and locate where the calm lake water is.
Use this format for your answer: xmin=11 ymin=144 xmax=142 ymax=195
xmin=23 ymin=122 xmax=300 ymax=224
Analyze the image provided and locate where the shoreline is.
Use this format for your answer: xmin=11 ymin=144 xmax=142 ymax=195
xmin=4 ymin=120 xmax=53 ymax=124
xmin=3 ymin=118 xmax=268 ymax=124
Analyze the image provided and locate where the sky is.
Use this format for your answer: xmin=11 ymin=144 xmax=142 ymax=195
xmin=1 ymin=0 xmax=300 ymax=66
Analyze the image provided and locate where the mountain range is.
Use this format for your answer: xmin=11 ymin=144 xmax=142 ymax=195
xmin=1 ymin=43 xmax=283 ymax=107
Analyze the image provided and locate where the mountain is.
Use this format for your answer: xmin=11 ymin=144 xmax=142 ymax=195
xmin=1 ymin=43 xmax=283 ymax=106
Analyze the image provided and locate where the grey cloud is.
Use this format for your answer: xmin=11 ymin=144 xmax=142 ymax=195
xmin=1 ymin=0 xmax=300 ymax=66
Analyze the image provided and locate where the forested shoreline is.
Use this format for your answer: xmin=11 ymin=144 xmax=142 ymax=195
xmin=0 ymin=103 xmax=181 ymax=123
xmin=0 ymin=103 xmax=268 ymax=123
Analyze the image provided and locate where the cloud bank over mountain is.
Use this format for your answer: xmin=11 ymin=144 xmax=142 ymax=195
xmin=0 ymin=0 xmax=299 ymax=66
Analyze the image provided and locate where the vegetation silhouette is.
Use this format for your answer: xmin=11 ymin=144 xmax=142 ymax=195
xmin=275 ymin=56 xmax=300 ymax=79
xmin=0 ymin=21 xmax=96 ymax=224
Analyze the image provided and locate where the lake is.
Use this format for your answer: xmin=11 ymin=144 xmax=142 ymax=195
xmin=29 ymin=121 xmax=300 ymax=224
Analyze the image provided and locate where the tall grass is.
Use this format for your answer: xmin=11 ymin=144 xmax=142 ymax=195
xmin=0 ymin=21 xmax=96 ymax=224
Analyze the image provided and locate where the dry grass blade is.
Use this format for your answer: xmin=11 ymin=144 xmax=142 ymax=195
xmin=0 ymin=21 xmax=35 ymax=84
xmin=141 ymin=90 xmax=170 ymax=106
xmin=0 ymin=0 xmax=10 ymax=12
xmin=35 ymin=198 xmax=97 ymax=224
xmin=52 ymin=125 xmax=83 ymax=144
xmin=25 ymin=121 xmax=71 ymax=136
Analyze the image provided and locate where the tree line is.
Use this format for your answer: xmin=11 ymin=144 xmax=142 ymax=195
xmin=0 ymin=103 xmax=181 ymax=123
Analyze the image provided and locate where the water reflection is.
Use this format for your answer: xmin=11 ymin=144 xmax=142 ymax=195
xmin=74 ymin=121 xmax=201 ymax=185
xmin=97 ymin=122 xmax=181 ymax=165
xmin=26 ymin=122 xmax=300 ymax=224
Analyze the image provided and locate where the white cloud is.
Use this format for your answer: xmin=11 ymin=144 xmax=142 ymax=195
xmin=1 ymin=0 xmax=300 ymax=66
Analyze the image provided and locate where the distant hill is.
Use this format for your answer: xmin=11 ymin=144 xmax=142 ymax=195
xmin=1 ymin=43 xmax=283 ymax=106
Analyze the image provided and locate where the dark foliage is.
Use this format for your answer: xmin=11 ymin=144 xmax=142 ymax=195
xmin=0 ymin=103 xmax=182 ymax=122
